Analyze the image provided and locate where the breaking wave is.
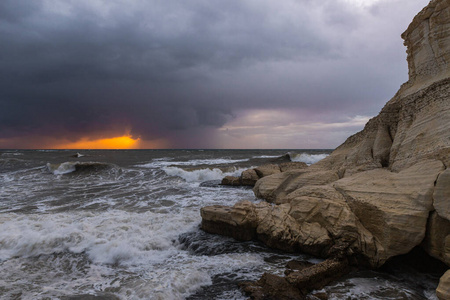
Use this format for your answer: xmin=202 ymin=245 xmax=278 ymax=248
xmin=288 ymin=153 xmax=329 ymax=165
xmin=46 ymin=161 xmax=119 ymax=175
xmin=163 ymin=166 xmax=247 ymax=183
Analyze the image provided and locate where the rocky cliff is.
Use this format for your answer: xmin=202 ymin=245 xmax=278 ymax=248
xmin=201 ymin=0 xmax=450 ymax=298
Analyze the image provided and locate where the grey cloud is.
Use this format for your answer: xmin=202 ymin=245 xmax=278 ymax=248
xmin=0 ymin=0 xmax=429 ymax=147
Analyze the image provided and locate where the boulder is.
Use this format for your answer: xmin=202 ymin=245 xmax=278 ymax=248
xmin=241 ymin=169 xmax=259 ymax=186
xmin=254 ymin=164 xmax=281 ymax=178
xmin=333 ymin=159 xmax=444 ymax=266
xmin=240 ymin=272 xmax=305 ymax=300
xmin=437 ymin=270 xmax=450 ymax=300
xmin=422 ymin=211 xmax=450 ymax=266
xmin=220 ymin=176 xmax=241 ymax=186
xmin=200 ymin=201 xmax=260 ymax=241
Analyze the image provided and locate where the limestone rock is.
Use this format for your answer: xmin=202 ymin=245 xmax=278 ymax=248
xmin=333 ymin=159 xmax=444 ymax=266
xmin=200 ymin=201 xmax=260 ymax=241
xmin=254 ymin=169 xmax=339 ymax=204
xmin=434 ymin=168 xmax=450 ymax=221
xmin=401 ymin=0 xmax=450 ymax=94
xmin=437 ymin=270 xmax=450 ymax=300
xmin=221 ymin=176 xmax=241 ymax=186
xmin=254 ymin=164 xmax=281 ymax=178
xmin=279 ymin=162 xmax=308 ymax=172
xmin=241 ymin=169 xmax=259 ymax=186
xmin=422 ymin=211 xmax=450 ymax=266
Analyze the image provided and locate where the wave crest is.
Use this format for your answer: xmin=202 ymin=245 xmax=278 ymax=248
xmin=163 ymin=166 xmax=247 ymax=183
xmin=46 ymin=162 xmax=119 ymax=175
xmin=288 ymin=153 xmax=329 ymax=165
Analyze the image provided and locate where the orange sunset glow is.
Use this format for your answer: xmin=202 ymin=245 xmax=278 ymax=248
xmin=55 ymin=135 xmax=141 ymax=149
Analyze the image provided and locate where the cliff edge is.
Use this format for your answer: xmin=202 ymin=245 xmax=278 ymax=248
xmin=201 ymin=0 xmax=450 ymax=298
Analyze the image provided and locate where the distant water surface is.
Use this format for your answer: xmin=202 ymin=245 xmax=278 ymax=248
xmin=0 ymin=149 xmax=441 ymax=299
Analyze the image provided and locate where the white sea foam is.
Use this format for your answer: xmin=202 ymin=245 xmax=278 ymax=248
xmin=1 ymin=152 xmax=23 ymax=156
xmin=47 ymin=162 xmax=77 ymax=175
xmin=289 ymin=153 xmax=329 ymax=165
xmin=138 ymin=158 xmax=249 ymax=169
xmin=252 ymin=155 xmax=280 ymax=159
xmin=0 ymin=210 xmax=264 ymax=299
xmin=162 ymin=166 xmax=247 ymax=183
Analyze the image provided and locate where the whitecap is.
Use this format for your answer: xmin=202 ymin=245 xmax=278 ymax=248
xmin=289 ymin=153 xmax=329 ymax=165
xmin=162 ymin=166 xmax=247 ymax=183
xmin=47 ymin=162 xmax=77 ymax=175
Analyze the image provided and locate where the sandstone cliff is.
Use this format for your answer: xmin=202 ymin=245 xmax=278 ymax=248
xmin=201 ymin=0 xmax=450 ymax=298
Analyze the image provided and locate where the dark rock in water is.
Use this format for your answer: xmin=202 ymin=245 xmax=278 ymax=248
xmin=240 ymin=272 xmax=305 ymax=300
xmin=187 ymin=272 xmax=246 ymax=300
xmin=308 ymin=292 xmax=328 ymax=300
xmin=285 ymin=260 xmax=314 ymax=275
xmin=240 ymin=258 xmax=350 ymax=300
xmin=61 ymin=293 xmax=120 ymax=300
xmin=178 ymin=229 xmax=257 ymax=256
xmin=200 ymin=179 xmax=252 ymax=189
xmin=286 ymin=258 xmax=350 ymax=291
xmin=199 ymin=180 xmax=222 ymax=188
xmin=221 ymin=176 xmax=242 ymax=186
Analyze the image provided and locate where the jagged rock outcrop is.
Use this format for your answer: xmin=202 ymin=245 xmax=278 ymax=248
xmin=221 ymin=162 xmax=308 ymax=187
xmin=201 ymin=0 xmax=450 ymax=298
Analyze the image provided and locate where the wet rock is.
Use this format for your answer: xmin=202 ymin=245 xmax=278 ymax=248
xmin=286 ymin=259 xmax=350 ymax=292
xmin=221 ymin=176 xmax=241 ymax=186
xmin=307 ymin=292 xmax=328 ymax=300
xmin=285 ymin=260 xmax=314 ymax=275
xmin=240 ymin=273 xmax=305 ymax=300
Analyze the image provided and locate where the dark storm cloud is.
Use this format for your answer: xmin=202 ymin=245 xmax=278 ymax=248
xmin=0 ymin=0 xmax=429 ymax=147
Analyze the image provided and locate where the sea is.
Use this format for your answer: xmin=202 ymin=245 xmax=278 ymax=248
xmin=0 ymin=149 xmax=443 ymax=300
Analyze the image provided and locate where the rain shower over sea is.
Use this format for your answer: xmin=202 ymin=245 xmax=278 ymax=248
xmin=0 ymin=149 xmax=442 ymax=299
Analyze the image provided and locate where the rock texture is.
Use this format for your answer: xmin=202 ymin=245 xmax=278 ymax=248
xmin=437 ymin=270 xmax=450 ymax=300
xmin=201 ymin=0 xmax=450 ymax=297
xmin=220 ymin=162 xmax=308 ymax=187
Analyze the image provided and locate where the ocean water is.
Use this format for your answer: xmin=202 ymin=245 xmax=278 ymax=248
xmin=0 ymin=149 xmax=442 ymax=300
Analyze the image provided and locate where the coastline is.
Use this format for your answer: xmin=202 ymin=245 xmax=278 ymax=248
xmin=199 ymin=0 xmax=450 ymax=298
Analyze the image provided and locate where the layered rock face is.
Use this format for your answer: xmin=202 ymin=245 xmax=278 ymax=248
xmin=201 ymin=0 xmax=450 ymax=297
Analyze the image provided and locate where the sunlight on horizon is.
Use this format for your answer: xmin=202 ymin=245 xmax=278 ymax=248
xmin=55 ymin=135 xmax=141 ymax=149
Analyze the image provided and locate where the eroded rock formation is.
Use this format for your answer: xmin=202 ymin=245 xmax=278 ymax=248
xmin=221 ymin=162 xmax=308 ymax=187
xmin=201 ymin=0 xmax=450 ymax=298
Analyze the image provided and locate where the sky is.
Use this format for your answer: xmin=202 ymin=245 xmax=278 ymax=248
xmin=0 ymin=0 xmax=430 ymax=149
